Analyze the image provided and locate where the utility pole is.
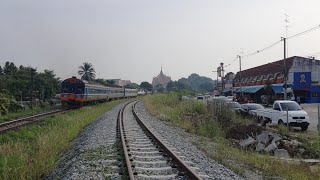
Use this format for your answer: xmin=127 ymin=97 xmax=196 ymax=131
xmin=285 ymin=13 xmax=289 ymax=58
xmin=282 ymin=37 xmax=288 ymax=100
xmin=220 ymin=62 xmax=224 ymax=91
xmin=238 ymin=55 xmax=242 ymax=98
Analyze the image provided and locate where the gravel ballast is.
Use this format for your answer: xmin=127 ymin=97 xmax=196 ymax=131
xmin=135 ymin=101 xmax=243 ymax=180
xmin=47 ymin=103 xmax=125 ymax=179
xmin=47 ymin=101 xmax=243 ymax=179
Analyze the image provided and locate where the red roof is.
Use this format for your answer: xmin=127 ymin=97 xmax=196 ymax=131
xmin=234 ymin=56 xmax=295 ymax=81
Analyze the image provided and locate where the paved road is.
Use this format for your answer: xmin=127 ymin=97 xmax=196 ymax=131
xmin=301 ymin=103 xmax=320 ymax=132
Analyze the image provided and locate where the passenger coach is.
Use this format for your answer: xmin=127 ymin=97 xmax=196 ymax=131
xmin=61 ymin=77 xmax=138 ymax=107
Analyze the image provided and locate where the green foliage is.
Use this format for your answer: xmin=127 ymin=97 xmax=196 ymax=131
xmin=298 ymin=135 xmax=320 ymax=159
xmin=144 ymin=93 xmax=217 ymax=135
xmin=78 ymin=62 xmax=96 ymax=81
xmin=167 ymin=73 xmax=214 ymax=93
xmin=0 ymin=106 xmax=55 ymax=123
xmin=140 ymin=81 xmax=153 ymax=91
xmin=0 ymin=93 xmax=23 ymax=115
xmin=106 ymin=80 xmax=116 ymax=86
xmin=264 ymin=80 xmax=273 ymax=95
xmin=124 ymin=83 xmax=139 ymax=89
xmin=0 ymin=61 xmax=60 ymax=104
xmin=144 ymin=94 xmax=320 ymax=179
xmin=0 ymin=100 xmax=124 ymax=179
xmin=277 ymin=124 xmax=289 ymax=136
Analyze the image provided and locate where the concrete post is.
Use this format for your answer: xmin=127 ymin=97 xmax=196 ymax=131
xmin=318 ymin=106 xmax=320 ymax=135
xmin=286 ymin=108 xmax=289 ymax=130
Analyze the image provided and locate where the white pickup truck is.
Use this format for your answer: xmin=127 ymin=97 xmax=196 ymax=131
xmin=255 ymin=100 xmax=310 ymax=131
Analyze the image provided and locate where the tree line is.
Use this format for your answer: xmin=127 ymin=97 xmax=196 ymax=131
xmin=0 ymin=61 xmax=60 ymax=113
xmin=166 ymin=73 xmax=215 ymax=93
xmin=78 ymin=62 xmax=144 ymax=90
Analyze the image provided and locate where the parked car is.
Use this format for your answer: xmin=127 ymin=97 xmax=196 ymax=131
xmin=226 ymin=96 xmax=234 ymax=101
xmin=239 ymin=103 xmax=265 ymax=117
xmin=197 ymin=94 xmax=204 ymax=100
xmin=255 ymin=100 xmax=310 ymax=131
xmin=227 ymin=101 xmax=241 ymax=113
xmin=204 ymin=93 xmax=210 ymax=99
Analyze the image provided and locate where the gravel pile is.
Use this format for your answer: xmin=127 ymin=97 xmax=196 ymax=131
xmin=47 ymin=103 xmax=125 ymax=180
xmin=135 ymin=101 xmax=243 ymax=180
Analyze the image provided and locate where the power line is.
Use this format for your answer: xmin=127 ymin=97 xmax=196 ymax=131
xmin=287 ymin=24 xmax=320 ymax=40
xmin=241 ymin=40 xmax=282 ymax=58
xmin=238 ymin=24 xmax=320 ymax=59
xmin=224 ymin=56 xmax=238 ymax=68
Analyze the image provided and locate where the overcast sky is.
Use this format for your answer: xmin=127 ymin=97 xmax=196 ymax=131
xmin=1 ymin=0 xmax=320 ymax=84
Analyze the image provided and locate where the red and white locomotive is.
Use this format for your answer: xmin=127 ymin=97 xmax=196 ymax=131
xmin=60 ymin=77 xmax=137 ymax=107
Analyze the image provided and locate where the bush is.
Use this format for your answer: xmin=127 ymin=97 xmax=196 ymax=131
xmin=0 ymin=93 xmax=23 ymax=115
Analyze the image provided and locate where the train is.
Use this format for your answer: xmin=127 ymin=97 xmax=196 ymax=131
xmin=60 ymin=76 xmax=138 ymax=107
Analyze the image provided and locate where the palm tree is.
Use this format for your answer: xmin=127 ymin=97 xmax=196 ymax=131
xmin=78 ymin=62 xmax=96 ymax=81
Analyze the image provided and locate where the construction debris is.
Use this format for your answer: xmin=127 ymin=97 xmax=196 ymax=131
xmin=237 ymin=131 xmax=307 ymax=159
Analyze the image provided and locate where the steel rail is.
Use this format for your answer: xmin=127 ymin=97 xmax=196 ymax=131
xmin=0 ymin=109 xmax=72 ymax=133
xmin=131 ymin=101 xmax=202 ymax=180
xmin=118 ymin=101 xmax=135 ymax=180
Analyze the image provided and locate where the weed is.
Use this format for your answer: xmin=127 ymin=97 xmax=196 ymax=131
xmin=0 ymin=100 xmax=126 ymax=179
xmin=0 ymin=106 xmax=60 ymax=123
xmin=277 ymin=124 xmax=289 ymax=136
xmin=144 ymin=94 xmax=320 ymax=180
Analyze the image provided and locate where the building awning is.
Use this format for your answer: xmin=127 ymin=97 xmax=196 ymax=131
xmin=272 ymin=85 xmax=284 ymax=94
xmin=236 ymin=87 xmax=249 ymax=93
xmin=247 ymin=86 xmax=264 ymax=93
xmin=236 ymin=86 xmax=263 ymax=93
xmin=222 ymin=89 xmax=231 ymax=93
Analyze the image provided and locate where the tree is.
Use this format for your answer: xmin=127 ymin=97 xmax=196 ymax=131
xmin=264 ymin=80 xmax=273 ymax=95
xmin=263 ymin=80 xmax=273 ymax=106
xmin=124 ymin=83 xmax=139 ymax=89
xmin=0 ymin=65 xmax=3 ymax=75
xmin=153 ymin=84 xmax=165 ymax=93
xmin=140 ymin=82 xmax=153 ymax=92
xmin=3 ymin=61 xmax=17 ymax=75
xmin=166 ymin=81 xmax=178 ymax=92
xmin=78 ymin=62 xmax=96 ymax=81
xmin=106 ymin=80 xmax=116 ymax=86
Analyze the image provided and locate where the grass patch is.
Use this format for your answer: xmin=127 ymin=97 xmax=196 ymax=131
xmin=0 ymin=100 xmax=126 ymax=179
xmin=297 ymin=134 xmax=320 ymax=159
xmin=277 ymin=124 xmax=290 ymax=137
xmin=144 ymin=94 xmax=320 ymax=180
xmin=0 ymin=106 xmax=60 ymax=123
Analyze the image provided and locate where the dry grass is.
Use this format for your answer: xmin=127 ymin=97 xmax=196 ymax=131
xmin=0 ymin=100 xmax=125 ymax=179
xmin=144 ymin=94 xmax=320 ymax=180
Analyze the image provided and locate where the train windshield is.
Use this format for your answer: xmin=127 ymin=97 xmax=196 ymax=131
xmin=61 ymin=79 xmax=85 ymax=94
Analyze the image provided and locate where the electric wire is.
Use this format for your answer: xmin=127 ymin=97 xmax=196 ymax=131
xmin=220 ymin=24 xmax=320 ymax=73
xmin=287 ymin=24 xmax=320 ymax=40
xmin=241 ymin=40 xmax=282 ymax=58
xmin=238 ymin=24 xmax=320 ymax=59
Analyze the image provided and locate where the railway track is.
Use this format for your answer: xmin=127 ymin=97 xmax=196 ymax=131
xmin=118 ymin=100 xmax=208 ymax=179
xmin=0 ymin=109 xmax=72 ymax=134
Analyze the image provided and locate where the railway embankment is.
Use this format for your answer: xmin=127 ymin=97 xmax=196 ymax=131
xmin=143 ymin=93 xmax=320 ymax=180
xmin=0 ymin=100 xmax=125 ymax=180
